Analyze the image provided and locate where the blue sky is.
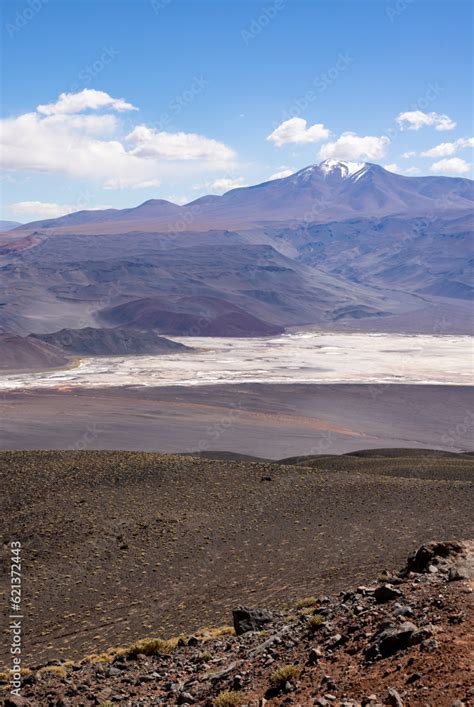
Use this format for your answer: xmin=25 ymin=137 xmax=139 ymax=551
xmin=1 ymin=0 xmax=472 ymax=221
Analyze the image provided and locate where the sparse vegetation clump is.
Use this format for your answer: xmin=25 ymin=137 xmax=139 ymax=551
xmin=198 ymin=625 xmax=235 ymax=640
xmin=214 ymin=690 xmax=244 ymax=707
xmin=127 ymin=636 xmax=182 ymax=657
xmin=295 ymin=595 xmax=318 ymax=609
xmin=197 ymin=650 xmax=212 ymax=662
xmin=306 ymin=613 xmax=325 ymax=633
xmin=270 ymin=663 xmax=301 ymax=689
xmin=37 ymin=665 xmax=68 ymax=678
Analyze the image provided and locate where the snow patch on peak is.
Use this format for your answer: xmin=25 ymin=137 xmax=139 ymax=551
xmin=319 ymin=159 xmax=366 ymax=178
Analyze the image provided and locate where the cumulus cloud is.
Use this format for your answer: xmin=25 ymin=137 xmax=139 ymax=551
xmin=319 ymin=132 xmax=390 ymax=161
xmin=402 ymin=151 xmax=417 ymax=158
xmin=267 ymin=168 xmax=294 ymax=180
xmin=421 ymin=137 xmax=474 ymax=158
xmin=430 ymin=157 xmax=470 ymax=175
xmin=9 ymin=201 xmax=112 ymax=219
xmin=267 ymin=117 xmax=330 ymax=146
xmin=126 ymin=125 xmax=235 ymax=162
xmin=396 ymin=110 xmax=456 ymax=131
xmin=37 ymin=89 xmax=137 ymax=115
xmin=0 ymin=90 xmax=236 ymax=190
xmin=199 ymin=176 xmax=247 ymax=193
xmin=384 ymin=163 xmax=420 ymax=175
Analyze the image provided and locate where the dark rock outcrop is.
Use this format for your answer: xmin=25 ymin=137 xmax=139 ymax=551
xmin=232 ymin=606 xmax=273 ymax=635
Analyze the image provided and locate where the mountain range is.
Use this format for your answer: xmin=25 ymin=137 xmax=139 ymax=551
xmin=1 ymin=161 xmax=472 ymax=340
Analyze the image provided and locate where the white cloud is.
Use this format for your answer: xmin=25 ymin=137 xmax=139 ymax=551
xmin=319 ymin=132 xmax=390 ymax=161
xmin=126 ymin=125 xmax=235 ymax=162
xmin=421 ymin=137 xmax=474 ymax=158
xmin=267 ymin=168 xmax=294 ymax=180
xmin=267 ymin=117 xmax=330 ymax=146
xmin=421 ymin=142 xmax=457 ymax=158
xmin=402 ymin=151 xmax=417 ymax=158
xmin=207 ymin=176 xmax=247 ymax=193
xmin=430 ymin=157 xmax=470 ymax=175
xmin=404 ymin=166 xmax=421 ymax=175
xmin=0 ymin=90 xmax=237 ymax=190
xmin=9 ymin=201 xmax=112 ymax=220
xmin=166 ymin=195 xmax=189 ymax=205
xmin=37 ymin=89 xmax=137 ymax=115
xmin=396 ymin=110 xmax=456 ymax=131
xmin=104 ymin=178 xmax=162 ymax=190
xmin=384 ymin=163 xmax=420 ymax=175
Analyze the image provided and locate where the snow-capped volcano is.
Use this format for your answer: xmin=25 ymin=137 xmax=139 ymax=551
xmin=319 ymin=159 xmax=367 ymax=179
xmin=12 ymin=161 xmax=473 ymax=235
xmin=290 ymin=160 xmax=373 ymax=184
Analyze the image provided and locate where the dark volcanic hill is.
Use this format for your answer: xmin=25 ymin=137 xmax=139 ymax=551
xmin=101 ymin=296 xmax=284 ymax=336
xmin=31 ymin=326 xmax=190 ymax=356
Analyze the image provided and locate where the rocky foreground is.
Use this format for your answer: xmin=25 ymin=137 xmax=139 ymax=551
xmin=2 ymin=540 xmax=472 ymax=707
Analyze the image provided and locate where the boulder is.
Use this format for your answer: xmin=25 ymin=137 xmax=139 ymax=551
xmin=232 ymin=606 xmax=273 ymax=635
xmin=374 ymin=584 xmax=402 ymax=603
xmin=406 ymin=541 xmax=463 ymax=573
xmin=365 ymin=621 xmax=417 ymax=660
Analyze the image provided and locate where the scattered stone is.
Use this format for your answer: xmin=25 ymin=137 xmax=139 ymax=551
xmin=233 ymin=606 xmax=273 ymax=635
xmin=4 ymin=697 xmax=31 ymax=707
xmin=232 ymin=674 xmax=243 ymax=690
xmin=326 ymin=633 xmax=347 ymax=649
xmin=406 ymin=671 xmax=421 ymax=684
xmin=448 ymin=563 xmax=469 ymax=581
xmin=420 ymin=637 xmax=439 ymax=652
xmin=385 ymin=687 xmax=404 ymax=706
xmin=374 ymin=584 xmax=402 ymax=603
xmin=409 ymin=626 xmax=433 ymax=645
xmin=308 ymin=646 xmax=324 ymax=664
xmin=393 ymin=604 xmax=413 ymax=618
xmin=320 ymin=675 xmax=336 ymax=690
xmin=177 ymin=691 xmax=196 ymax=704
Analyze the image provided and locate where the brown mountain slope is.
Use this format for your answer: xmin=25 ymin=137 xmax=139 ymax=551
xmin=0 ymin=334 xmax=69 ymax=371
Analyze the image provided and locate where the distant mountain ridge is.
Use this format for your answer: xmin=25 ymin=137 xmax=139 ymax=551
xmin=11 ymin=161 xmax=474 ymax=235
xmin=1 ymin=162 xmax=472 ymax=337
